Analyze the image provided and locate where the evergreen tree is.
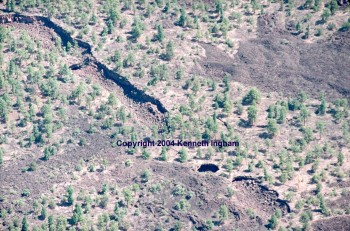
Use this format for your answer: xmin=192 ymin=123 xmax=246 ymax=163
xmin=299 ymin=105 xmax=310 ymax=126
xmin=163 ymin=1 xmax=171 ymax=13
xmin=0 ymin=27 xmax=6 ymax=43
xmin=279 ymin=172 xmax=288 ymax=184
xmin=247 ymin=105 xmax=258 ymax=126
xmin=337 ymin=151 xmax=344 ymax=166
xmin=107 ymin=93 xmax=118 ymax=108
xmin=303 ymin=127 xmax=313 ymax=143
xmin=71 ymin=204 xmax=83 ymax=225
xmin=141 ymin=169 xmax=151 ymax=182
xmin=123 ymin=52 xmax=135 ymax=67
xmin=164 ymin=41 xmax=174 ymax=60
xmin=277 ymin=106 xmax=287 ymax=124
xmin=43 ymin=146 xmax=57 ymax=160
xmin=131 ymin=24 xmax=142 ymax=40
xmin=131 ymin=17 xmax=144 ymax=40
xmin=40 ymin=207 xmax=47 ymax=220
xmin=56 ymin=216 xmax=67 ymax=230
xmin=178 ymin=148 xmax=187 ymax=163
xmin=106 ymin=19 xmax=114 ymax=34
xmin=67 ymin=186 xmax=74 ymax=206
xmin=215 ymin=0 xmax=223 ymax=13
xmin=243 ymin=88 xmax=261 ymax=105
xmin=223 ymin=94 xmax=232 ymax=113
xmin=6 ymin=0 xmax=15 ymax=12
xmin=268 ymin=214 xmax=278 ymax=230
xmin=267 ymin=119 xmax=278 ymax=137
xmin=123 ymin=188 xmax=132 ymax=207
xmin=299 ymin=211 xmax=312 ymax=224
xmin=218 ymin=205 xmax=229 ymax=223
xmin=0 ymin=98 xmax=9 ymax=123
xmin=317 ymin=98 xmax=326 ymax=115
xmin=178 ymin=8 xmax=187 ymax=27
xmin=160 ymin=147 xmax=168 ymax=161
xmin=322 ymin=8 xmax=331 ymax=22
xmin=156 ymin=24 xmax=165 ymax=42
xmin=296 ymin=22 xmax=302 ymax=33
xmin=316 ymin=121 xmax=325 ymax=139
xmin=319 ymin=195 xmax=330 ymax=216
xmin=205 ymin=220 xmax=214 ymax=230
xmin=329 ymin=0 xmax=338 ymax=15
xmin=314 ymin=0 xmax=322 ymax=11
xmin=0 ymin=147 xmax=3 ymax=166
xmin=304 ymin=25 xmax=310 ymax=39
xmin=48 ymin=215 xmax=55 ymax=231
xmin=315 ymin=182 xmax=322 ymax=194
xmin=141 ymin=149 xmax=151 ymax=159
xmin=118 ymin=106 xmax=127 ymax=124
xmin=21 ymin=217 xmax=29 ymax=231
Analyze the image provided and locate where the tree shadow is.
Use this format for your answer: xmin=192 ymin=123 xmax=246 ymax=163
xmin=259 ymin=132 xmax=270 ymax=139
xmin=315 ymin=19 xmax=325 ymax=26
xmin=238 ymin=119 xmax=250 ymax=128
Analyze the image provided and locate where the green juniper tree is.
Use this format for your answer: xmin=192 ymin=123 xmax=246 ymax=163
xmin=316 ymin=121 xmax=326 ymax=139
xmin=141 ymin=149 xmax=151 ymax=160
xmin=337 ymin=151 xmax=344 ymax=166
xmin=322 ymin=8 xmax=331 ymax=22
xmin=40 ymin=207 xmax=47 ymax=220
xmin=141 ymin=169 xmax=151 ymax=182
xmin=299 ymin=105 xmax=310 ymax=126
xmin=160 ymin=147 xmax=168 ymax=161
xmin=48 ymin=215 xmax=55 ymax=231
xmin=21 ymin=217 xmax=29 ymax=231
xmin=66 ymin=186 xmax=74 ymax=206
xmin=243 ymin=88 xmax=261 ymax=105
xmin=6 ymin=0 xmax=15 ymax=12
xmin=178 ymin=148 xmax=188 ymax=163
xmin=71 ymin=204 xmax=83 ymax=225
xmin=247 ymin=105 xmax=258 ymax=126
xmin=329 ymin=0 xmax=338 ymax=15
xmin=267 ymin=119 xmax=278 ymax=137
xmin=319 ymin=195 xmax=330 ymax=216
xmin=178 ymin=8 xmax=187 ymax=27
xmin=268 ymin=214 xmax=278 ymax=230
xmin=131 ymin=17 xmax=144 ymax=40
xmin=164 ymin=41 xmax=174 ymax=60
xmin=123 ymin=188 xmax=133 ymax=207
xmin=218 ymin=205 xmax=229 ymax=224
xmin=0 ymin=147 xmax=3 ymax=166
xmin=317 ymin=94 xmax=327 ymax=115
xmin=156 ymin=24 xmax=165 ymax=42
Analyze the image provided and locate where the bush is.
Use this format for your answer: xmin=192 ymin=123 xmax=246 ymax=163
xmin=164 ymin=41 xmax=174 ymax=60
xmin=321 ymin=8 xmax=331 ymax=22
xmin=28 ymin=162 xmax=37 ymax=171
xmin=267 ymin=119 xmax=278 ymax=137
xmin=141 ymin=149 xmax=150 ymax=160
xmin=99 ymin=195 xmax=109 ymax=208
xmin=226 ymin=39 xmax=234 ymax=48
xmin=268 ymin=214 xmax=278 ymax=229
xmin=243 ymin=88 xmax=261 ymax=105
xmin=174 ymin=199 xmax=190 ymax=211
xmin=340 ymin=18 xmax=350 ymax=32
xmin=247 ymin=105 xmax=258 ymax=126
xmin=141 ymin=170 xmax=151 ymax=182
xmin=22 ymin=189 xmax=30 ymax=197
xmin=43 ymin=146 xmax=58 ymax=160
xmin=178 ymin=148 xmax=187 ymax=162
xmin=0 ymin=148 xmax=3 ymax=166
xmin=327 ymin=23 xmax=336 ymax=31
